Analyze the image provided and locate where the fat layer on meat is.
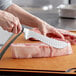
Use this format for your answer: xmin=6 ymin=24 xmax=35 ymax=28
xmin=11 ymin=42 xmax=72 ymax=58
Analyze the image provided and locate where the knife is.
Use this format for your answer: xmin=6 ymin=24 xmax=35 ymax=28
xmin=23 ymin=28 xmax=68 ymax=49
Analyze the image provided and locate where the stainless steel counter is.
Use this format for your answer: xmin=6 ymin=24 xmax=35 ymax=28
xmin=23 ymin=7 xmax=76 ymax=31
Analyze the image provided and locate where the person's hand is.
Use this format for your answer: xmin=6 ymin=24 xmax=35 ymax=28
xmin=38 ymin=22 xmax=64 ymax=40
xmin=0 ymin=10 xmax=22 ymax=34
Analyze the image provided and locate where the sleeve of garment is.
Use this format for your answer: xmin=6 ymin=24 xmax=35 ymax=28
xmin=0 ymin=0 xmax=12 ymax=10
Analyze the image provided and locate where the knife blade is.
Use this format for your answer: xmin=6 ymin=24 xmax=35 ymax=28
xmin=23 ymin=28 xmax=68 ymax=49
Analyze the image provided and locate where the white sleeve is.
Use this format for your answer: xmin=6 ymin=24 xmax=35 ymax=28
xmin=0 ymin=0 xmax=12 ymax=10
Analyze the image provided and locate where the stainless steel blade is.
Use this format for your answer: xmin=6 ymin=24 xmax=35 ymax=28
xmin=23 ymin=28 xmax=68 ymax=49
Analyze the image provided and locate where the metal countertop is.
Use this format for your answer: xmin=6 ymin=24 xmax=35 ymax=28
xmin=23 ymin=7 xmax=76 ymax=31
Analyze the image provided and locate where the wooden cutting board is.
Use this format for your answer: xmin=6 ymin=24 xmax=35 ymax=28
xmin=0 ymin=31 xmax=76 ymax=74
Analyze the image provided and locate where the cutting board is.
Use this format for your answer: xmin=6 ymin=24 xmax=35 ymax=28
xmin=0 ymin=31 xmax=76 ymax=74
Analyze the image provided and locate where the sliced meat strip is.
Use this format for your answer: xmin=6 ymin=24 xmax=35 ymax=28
xmin=29 ymin=28 xmax=76 ymax=45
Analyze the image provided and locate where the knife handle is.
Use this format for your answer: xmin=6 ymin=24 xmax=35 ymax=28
xmin=21 ymin=26 xmax=24 ymax=32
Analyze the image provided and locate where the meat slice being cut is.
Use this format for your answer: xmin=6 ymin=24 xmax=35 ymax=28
xmin=29 ymin=28 xmax=76 ymax=45
xmin=10 ymin=28 xmax=74 ymax=58
xmin=11 ymin=41 xmax=72 ymax=58
xmin=57 ymin=29 xmax=76 ymax=45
